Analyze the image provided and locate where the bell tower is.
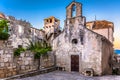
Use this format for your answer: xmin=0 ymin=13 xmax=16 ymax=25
xmin=64 ymin=1 xmax=86 ymax=27
xmin=66 ymin=1 xmax=82 ymax=18
xmin=44 ymin=16 xmax=60 ymax=34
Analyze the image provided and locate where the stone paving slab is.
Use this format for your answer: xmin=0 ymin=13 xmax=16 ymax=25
xmin=16 ymin=71 xmax=120 ymax=80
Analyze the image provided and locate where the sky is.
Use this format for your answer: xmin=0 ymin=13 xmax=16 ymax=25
xmin=0 ymin=0 xmax=119 ymax=49
xmin=114 ymin=50 xmax=120 ymax=54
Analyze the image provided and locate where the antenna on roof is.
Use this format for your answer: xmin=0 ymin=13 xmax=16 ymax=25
xmin=95 ymin=15 xmax=97 ymax=21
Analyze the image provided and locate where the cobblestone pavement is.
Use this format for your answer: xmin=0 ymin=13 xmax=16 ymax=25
xmin=16 ymin=71 xmax=120 ymax=80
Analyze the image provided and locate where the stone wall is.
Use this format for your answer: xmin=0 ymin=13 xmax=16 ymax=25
xmin=0 ymin=40 xmax=55 ymax=78
xmin=15 ymin=51 xmax=38 ymax=74
xmin=7 ymin=16 xmax=45 ymax=48
xmin=86 ymin=21 xmax=114 ymax=43
xmin=101 ymin=39 xmax=113 ymax=75
xmin=0 ymin=41 xmax=17 ymax=78
xmin=93 ymin=28 xmax=114 ymax=43
xmin=40 ymin=52 xmax=55 ymax=69
xmin=14 ymin=51 xmax=55 ymax=75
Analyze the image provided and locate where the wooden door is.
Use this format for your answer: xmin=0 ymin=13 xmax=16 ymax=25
xmin=71 ymin=55 xmax=79 ymax=72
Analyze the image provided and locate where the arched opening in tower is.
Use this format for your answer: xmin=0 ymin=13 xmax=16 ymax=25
xmin=72 ymin=4 xmax=76 ymax=17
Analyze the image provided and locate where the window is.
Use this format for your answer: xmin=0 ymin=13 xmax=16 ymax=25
xmin=80 ymin=30 xmax=84 ymax=45
xmin=50 ymin=19 xmax=52 ymax=23
xmin=70 ymin=20 xmax=72 ymax=24
xmin=46 ymin=19 xmax=48 ymax=22
xmin=72 ymin=39 xmax=78 ymax=44
xmin=55 ymin=19 xmax=57 ymax=22
xmin=80 ymin=36 xmax=84 ymax=45
xmin=72 ymin=4 xmax=76 ymax=17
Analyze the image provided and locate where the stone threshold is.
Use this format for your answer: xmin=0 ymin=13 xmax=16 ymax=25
xmin=2 ymin=66 xmax=56 ymax=80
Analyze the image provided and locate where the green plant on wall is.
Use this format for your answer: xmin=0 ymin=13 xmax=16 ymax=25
xmin=0 ymin=19 xmax=9 ymax=40
xmin=14 ymin=41 xmax=52 ymax=58
xmin=14 ymin=47 xmax=26 ymax=56
xmin=0 ymin=32 xmax=9 ymax=40
xmin=27 ymin=41 xmax=52 ymax=69
xmin=27 ymin=41 xmax=52 ymax=59
xmin=14 ymin=41 xmax=52 ymax=70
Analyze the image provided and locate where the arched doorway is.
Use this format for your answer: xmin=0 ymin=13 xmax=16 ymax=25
xmin=71 ymin=55 xmax=79 ymax=71
xmin=69 ymin=47 xmax=81 ymax=72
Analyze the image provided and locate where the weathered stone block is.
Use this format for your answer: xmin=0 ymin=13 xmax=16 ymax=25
xmin=12 ymin=63 xmax=16 ymax=67
xmin=1 ymin=63 xmax=4 ymax=67
xmin=27 ymin=57 xmax=31 ymax=61
xmin=0 ymin=69 xmax=4 ymax=74
xmin=30 ymin=54 xmax=34 ymax=57
xmin=8 ymin=68 xmax=13 ymax=72
xmin=21 ymin=66 xmax=25 ymax=70
xmin=9 ymin=50 xmax=13 ymax=54
xmin=10 ymin=63 xmax=13 ymax=67
xmin=4 ymin=58 xmax=9 ymax=62
xmin=5 ymin=50 xmax=8 ymax=54
xmin=18 ymin=57 xmax=22 ymax=60
xmin=0 ymin=58 xmax=4 ymax=63
xmin=25 ymin=61 xmax=29 ymax=65
xmin=29 ymin=66 xmax=32 ymax=70
xmin=20 ymin=53 xmax=24 ymax=57
xmin=1 ymin=55 xmax=6 ymax=58
xmin=13 ymin=68 xmax=17 ymax=71
xmin=5 ymin=63 xmax=10 ymax=67
xmin=26 ymin=66 xmax=30 ymax=70
xmin=12 ymin=71 xmax=17 ymax=75
xmin=0 ymin=50 xmax=3 ymax=54
xmin=6 ymin=72 xmax=12 ymax=77
xmin=0 ymin=73 xmax=5 ymax=78
xmin=25 ymin=53 xmax=29 ymax=57
xmin=7 ymin=54 xmax=11 ymax=58
xmin=8 ymin=58 xmax=12 ymax=62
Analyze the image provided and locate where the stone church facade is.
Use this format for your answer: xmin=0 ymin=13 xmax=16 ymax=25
xmin=52 ymin=1 xmax=113 ymax=75
xmin=0 ymin=1 xmax=114 ymax=78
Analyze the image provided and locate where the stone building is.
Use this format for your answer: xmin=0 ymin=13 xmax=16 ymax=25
xmin=86 ymin=20 xmax=114 ymax=43
xmin=44 ymin=16 xmax=60 ymax=34
xmin=0 ymin=0 xmax=115 ymax=78
xmin=6 ymin=16 xmax=45 ymax=48
xmin=0 ymin=13 xmax=6 ymax=19
xmin=44 ymin=16 xmax=61 ymax=44
xmin=0 ymin=14 xmax=61 ymax=48
xmin=0 ymin=15 xmax=54 ymax=78
xmin=53 ymin=1 xmax=113 ymax=76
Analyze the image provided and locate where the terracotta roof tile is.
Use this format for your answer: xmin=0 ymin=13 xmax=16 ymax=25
xmin=86 ymin=20 xmax=114 ymax=30
xmin=0 ymin=13 xmax=6 ymax=19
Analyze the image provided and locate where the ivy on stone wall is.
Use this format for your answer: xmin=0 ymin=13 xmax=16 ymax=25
xmin=0 ymin=19 xmax=9 ymax=40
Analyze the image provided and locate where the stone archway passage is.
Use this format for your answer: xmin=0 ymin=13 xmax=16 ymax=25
xmin=71 ymin=55 xmax=79 ymax=72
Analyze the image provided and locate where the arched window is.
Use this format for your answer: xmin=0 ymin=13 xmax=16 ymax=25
xmin=80 ymin=29 xmax=84 ymax=45
xmin=72 ymin=4 xmax=76 ymax=17
xmin=50 ymin=19 xmax=52 ymax=23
